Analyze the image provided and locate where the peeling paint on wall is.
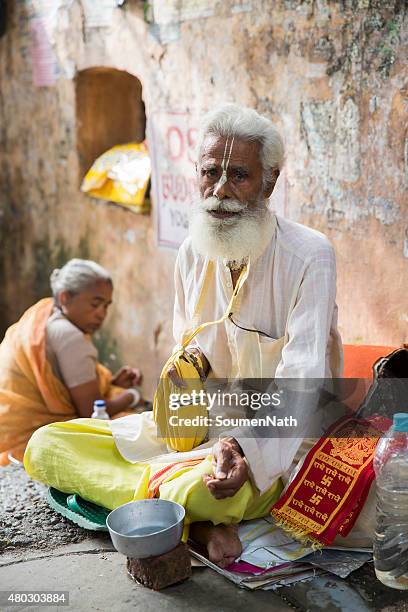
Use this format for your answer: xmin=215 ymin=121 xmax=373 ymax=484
xmin=368 ymin=197 xmax=400 ymax=226
xmin=303 ymin=98 xmax=355 ymax=179
xmin=336 ymin=98 xmax=361 ymax=183
xmin=405 ymin=136 xmax=408 ymax=187
xmin=123 ymin=229 xmax=136 ymax=245
xmin=404 ymin=227 xmax=408 ymax=259
xmin=299 ymin=98 xmax=361 ymax=215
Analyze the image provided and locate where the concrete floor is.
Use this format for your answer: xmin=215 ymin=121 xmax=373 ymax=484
xmin=1 ymin=464 xmax=407 ymax=612
xmin=1 ymin=546 xmax=292 ymax=612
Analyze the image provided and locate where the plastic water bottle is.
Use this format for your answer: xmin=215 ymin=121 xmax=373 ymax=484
xmin=91 ymin=400 xmax=109 ymax=420
xmin=373 ymin=412 xmax=408 ymax=589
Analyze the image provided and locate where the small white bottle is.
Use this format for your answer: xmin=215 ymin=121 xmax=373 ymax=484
xmin=91 ymin=400 xmax=109 ymax=420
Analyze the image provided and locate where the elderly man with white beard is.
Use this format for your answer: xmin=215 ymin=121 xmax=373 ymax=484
xmin=167 ymin=103 xmax=344 ymax=559
xmin=25 ymin=104 xmax=347 ymax=569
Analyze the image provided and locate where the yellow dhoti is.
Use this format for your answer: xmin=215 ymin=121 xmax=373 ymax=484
xmin=24 ymin=419 xmax=282 ymax=527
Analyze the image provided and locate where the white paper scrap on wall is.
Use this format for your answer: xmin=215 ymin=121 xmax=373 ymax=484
xmin=149 ymin=0 xmax=252 ymax=23
xmin=81 ymin=0 xmax=123 ymax=28
xmin=231 ymin=1 xmax=252 ymax=13
xmin=151 ymin=0 xmax=217 ymax=25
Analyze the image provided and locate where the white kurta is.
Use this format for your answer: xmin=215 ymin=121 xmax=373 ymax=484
xmin=173 ymin=213 xmax=344 ymax=494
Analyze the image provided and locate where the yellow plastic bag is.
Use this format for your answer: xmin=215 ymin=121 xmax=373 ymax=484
xmin=153 ymin=349 xmax=209 ymax=453
xmin=81 ymin=142 xmax=151 ymax=213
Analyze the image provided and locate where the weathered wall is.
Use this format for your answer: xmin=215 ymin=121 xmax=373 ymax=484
xmin=0 ymin=0 xmax=407 ymax=397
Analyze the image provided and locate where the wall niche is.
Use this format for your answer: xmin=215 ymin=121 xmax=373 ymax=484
xmin=75 ymin=67 xmax=146 ymax=180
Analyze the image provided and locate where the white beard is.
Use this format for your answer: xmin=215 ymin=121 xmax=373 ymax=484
xmin=189 ymin=195 xmax=275 ymax=265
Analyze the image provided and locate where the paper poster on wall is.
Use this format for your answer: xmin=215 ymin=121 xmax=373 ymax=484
xmin=148 ymin=111 xmax=199 ymax=250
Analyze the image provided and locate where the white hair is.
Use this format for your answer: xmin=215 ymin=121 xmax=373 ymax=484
xmin=50 ymin=258 xmax=112 ymax=300
xmin=197 ymin=103 xmax=285 ymax=189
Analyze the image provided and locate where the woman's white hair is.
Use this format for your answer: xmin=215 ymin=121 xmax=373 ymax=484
xmin=197 ymin=103 xmax=285 ymax=190
xmin=50 ymin=258 xmax=112 ymax=300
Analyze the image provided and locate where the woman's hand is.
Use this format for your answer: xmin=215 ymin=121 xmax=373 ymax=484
xmin=112 ymin=366 xmax=142 ymax=389
xmin=68 ymin=379 xmax=136 ymax=417
xmin=203 ymin=437 xmax=248 ymax=499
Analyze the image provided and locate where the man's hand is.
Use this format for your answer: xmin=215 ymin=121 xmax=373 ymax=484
xmin=112 ymin=366 xmax=142 ymax=389
xmin=203 ymin=437 xmax=248 ymax=499
xmin=167 ymin=348 xmax=210 ymax=388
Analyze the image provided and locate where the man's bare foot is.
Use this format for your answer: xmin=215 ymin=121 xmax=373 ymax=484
xmin=190 ymin=522 xmax=242 ymax=568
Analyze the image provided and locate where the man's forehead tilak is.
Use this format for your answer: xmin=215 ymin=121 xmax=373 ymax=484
xmin=200 ymin=135 xmax=262 ymax=168
xmin=212 ymin=135 xmax=235 ymax=197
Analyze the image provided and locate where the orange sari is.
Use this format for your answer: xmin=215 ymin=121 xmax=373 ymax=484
xmin=0 ymin=298 xmax=120 ymax=465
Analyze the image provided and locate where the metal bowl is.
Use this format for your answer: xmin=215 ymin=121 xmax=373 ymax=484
xmin=106 ymin=499 xmax=185 ymax=559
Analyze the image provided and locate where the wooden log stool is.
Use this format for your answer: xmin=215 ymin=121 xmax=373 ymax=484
xmin=127 ymin=542 xmax=192 ymax=590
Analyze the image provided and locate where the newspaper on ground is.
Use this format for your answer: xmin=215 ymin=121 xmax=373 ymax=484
xmin=189 ymin=515 xmax=372 ymax=590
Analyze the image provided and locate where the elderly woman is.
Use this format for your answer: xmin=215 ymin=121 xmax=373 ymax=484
xmin=0 ymin=258 xmax=142 ymax=465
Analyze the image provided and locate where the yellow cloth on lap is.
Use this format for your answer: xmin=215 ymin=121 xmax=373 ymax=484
xmin=24 ymin=418 xmax=282 ymax=526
